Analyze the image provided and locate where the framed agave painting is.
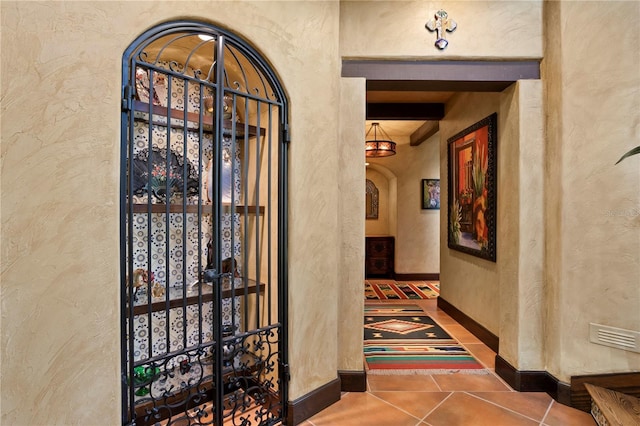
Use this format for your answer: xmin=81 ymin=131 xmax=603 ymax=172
xmin=447 ymin=113 xmax=497 ymax=262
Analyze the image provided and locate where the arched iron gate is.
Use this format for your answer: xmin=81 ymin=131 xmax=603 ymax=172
xmin=120 ymin=21 xmax=289 ymax=425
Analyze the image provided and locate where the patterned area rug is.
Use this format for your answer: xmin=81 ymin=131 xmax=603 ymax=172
xmin=365 ymin=280 xmax=439 ymax=300
xmin=364 ymin=304 xmax=487 ymax=375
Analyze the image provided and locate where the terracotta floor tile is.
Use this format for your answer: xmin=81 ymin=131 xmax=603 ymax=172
xmin=470 ymin=391 xmax=553 ymax=421
xmin=371 ymin=391 xmax=451 ymax=419
xmin=464 ymin=343 xmax=497 ymax=369
xmin=424 ymin=392 xmax=539 ymax=426
xmin=431 ymin=372 xmax=511 ymax=392
xmin=414 ymin=299 xmax=439 ymax=312
xmin=306 ymin=392 xmax=419 ymax=426
xmin=426 ymin=313 xmax=458 ymax=325
xmin=368 ymin=374 xmax=441 ymax=392
xmin=441 ymin=324 xmax=483 ymax=344
xmin=542 ymin=400 xmax=596 ymax=426
xmin=367 ymin=374 xmax=440 ymax=392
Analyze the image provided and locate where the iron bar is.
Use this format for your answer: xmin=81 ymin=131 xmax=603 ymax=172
xmin=122 ymin=60 xmax=137 ymax=426
xmin=197 ymin=84 xmax=205 ymax=349
xmin=255 ymin=100 xmax=261 ymax=329
xmin=213 ymin=34 xmax=226 ymax=426
xmin=242 ymin=98 xmax=250 ymax=332
xmin=181 ymin=78 xmax=189 ymax=352
xmin=267 ymin=104 xmax=273 ymax=325
xmin=146 ymin=67 xmax=155 ymax=363
xmin=229 ymin=91 xmax=238 ymax=337
xmin=278 ymin=109 xmax=290 ymax=424
xmin=164 ymin=74 xmax=172 ymax=356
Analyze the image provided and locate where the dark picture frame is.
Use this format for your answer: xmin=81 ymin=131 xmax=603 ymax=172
xmin=421 ymin=179 xmax=440 ymax=210
xmin=447 ymin=113 xmax=497 ymax=261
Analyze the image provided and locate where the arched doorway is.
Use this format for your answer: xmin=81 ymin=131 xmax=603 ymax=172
xmin=120 ymin=21 xmax=289 ymax=425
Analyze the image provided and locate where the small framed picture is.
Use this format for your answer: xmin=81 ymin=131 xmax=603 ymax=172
xmin=421 ymin=179 xmax=440 ymax=210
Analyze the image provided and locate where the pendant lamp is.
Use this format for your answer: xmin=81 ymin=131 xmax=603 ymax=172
xmin=365 ymin=122 xmax=396 ymax=157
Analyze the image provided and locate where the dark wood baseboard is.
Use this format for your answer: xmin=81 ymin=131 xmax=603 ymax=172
xmin=394 ymin=273 xmax=440 ymax=281
xmin=437 ymin=297 xmax=499 ymax=352
xmin=287 ymin=378 xmax=341 ymax=425
xmin=338 ymin=370 xmax=367 ymax=392
xmin=495 ymin=355 xmax=552 ymax=392
xmin=493 ymin=355 xmax=640 ymax=414
xmin=494 ymin=355 xmax=570 ymax=404
xmin=570 ymin=372 xmax=640 ymax=413
xmin=558 ymin=380 xmax=572 ymax=406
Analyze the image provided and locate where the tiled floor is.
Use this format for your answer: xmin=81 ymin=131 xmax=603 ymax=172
xmin=303 ymin=298 xmax=596 ymax=426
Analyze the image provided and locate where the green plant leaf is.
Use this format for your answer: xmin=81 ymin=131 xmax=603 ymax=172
xmin=615 ymin=146 xmax=640 ymax=164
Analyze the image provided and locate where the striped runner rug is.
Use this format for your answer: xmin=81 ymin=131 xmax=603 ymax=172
xmin=364 ymin=304 xmax=487 ymax=375
xmin=365 ymin=280 xmax=439 ymax=300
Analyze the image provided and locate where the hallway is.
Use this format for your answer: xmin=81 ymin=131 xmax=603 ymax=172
xmin=301 ymin=298 xmax=595 ymax=426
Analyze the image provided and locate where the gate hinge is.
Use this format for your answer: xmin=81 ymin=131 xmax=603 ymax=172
xmin=122 ymin=85 xmax=133 ymax=112
xmin=282 ymin=123 xmax=290 ymax=144
xmin=281 ymin=362 xmax=291 ymax=382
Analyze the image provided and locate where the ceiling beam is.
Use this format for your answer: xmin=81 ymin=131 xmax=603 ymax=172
xmin=410 ymin=121 xmax=439 ymax=146
xmin=366 ymin=103 xmax=444 ymax=120
xmin=367 ymin=80 xmax=513 ymax=92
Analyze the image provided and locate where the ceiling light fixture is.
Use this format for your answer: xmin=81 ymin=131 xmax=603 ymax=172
xmin=365 ymin=122 xmax=396 ymax=158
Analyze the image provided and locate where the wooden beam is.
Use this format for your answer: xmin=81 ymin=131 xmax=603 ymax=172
xmin=366 ymin=103 xmax=444 ymax=120
xmin=367 ymin=80 xmax=514 ymax=92
xmin=342 ymin=60 xmax=540 ymax=82
xmin=410 ymin=121 xmax=439 ymax=146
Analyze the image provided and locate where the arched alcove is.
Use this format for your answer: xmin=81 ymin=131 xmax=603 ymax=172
xmin=365 ymin=163 xmax=397 ymax=237
xmin=120 ymin=20 xmax=289 ymax=426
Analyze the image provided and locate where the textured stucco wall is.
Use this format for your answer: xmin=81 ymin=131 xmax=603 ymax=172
xmin=497 ymin=81 xmax=544 ymax=371
xmin=396 ymin=134 xmax=440 ymax=274
xmin=1 ymin=1 xmax=341 ymax=424
xmin=338 ymin=78 xmax=366 ymax=372
xmin=367 ymin=135 xmax=440 ymax=274
xmin=543 ymin=1 xmax=640 ymax=382
xmin=340 ymin=0 xmax=542 ymax=59
xmin=439 ymin=93 xmax=502 ymax=334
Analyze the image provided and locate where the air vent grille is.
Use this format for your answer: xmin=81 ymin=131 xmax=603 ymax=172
xmin=589 ymin=323 xmax=640 ymax=353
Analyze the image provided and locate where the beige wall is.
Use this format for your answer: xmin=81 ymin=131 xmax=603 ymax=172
xmin=368 ymin=135 xmax=440 ymax=274
xmin=396 ymin=135 xmax=440 ymax=274
xmin=340 ymin=0 xmax=542 ymax=59
xmin=542 ymin=1 xmax=640 ymax=381
xmin=439 ymin=93 xmax=502 ymax=334
xmin=338 ymin=78 xmax=366 ymax=372
xmin=1 ymin=1 xmax=341 ymax=424
xmin=498 ymin=81 xmax=545 ymax=371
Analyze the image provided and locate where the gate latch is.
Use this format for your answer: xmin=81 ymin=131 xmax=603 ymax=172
xmin=202 ymin=268 xmax=218 ymax=283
